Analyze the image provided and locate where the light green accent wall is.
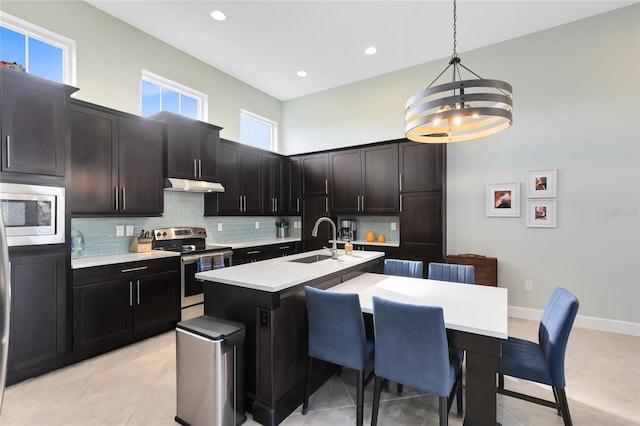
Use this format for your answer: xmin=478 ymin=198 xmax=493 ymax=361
xmin=0 ymin=0 xmax=282 ymax=142
xmin=282 ymin=5 xmax=640 ymax=324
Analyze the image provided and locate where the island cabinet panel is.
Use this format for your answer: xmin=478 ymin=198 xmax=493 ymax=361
xmin=0 ymin=68 xmax=77 ymax=177
xmin=72 ymin=258 xmax=180 ymax=358
xmin=203 ymin=254 xmax=382 ymax=426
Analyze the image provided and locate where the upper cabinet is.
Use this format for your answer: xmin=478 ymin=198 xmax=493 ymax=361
xmin=261 ymin=152 xmax=285 ymax=215
xmin=329 ymin=144 xmax=399 ymax=214
xmin=287 ymin=156 xmax=302 ymax=214
xmin=205 ymin=139 xmax=262 ymax=215
xmin=150 ymin=111 xmax=221 ymax=182
xmin=0 ymin=68 xmax=77 ymax=177
xmin=301 ymin=153 xmax=329 ymax=196
xmin=69 ymin=100 xmax=164 ymax=216
xmin=398 ymin=141 xmax=445 ymax=192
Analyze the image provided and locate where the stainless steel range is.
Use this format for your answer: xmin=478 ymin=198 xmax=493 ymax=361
xmin=152 ymin=227 xmax=233 ymax=320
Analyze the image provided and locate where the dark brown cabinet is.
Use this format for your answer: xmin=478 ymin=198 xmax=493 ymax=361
xmin=232 ymin=241 xmax=299 ymax=265
xmin=329 ymin=145 xmax=398 ymax=214
xmin=398 ymin=141 xmax=444 ymax=192
xmin=301 ymin=153 xmax=329 ymax=196
xmin=288 ymin=156 xmax=302 ymax=214
xmin=69 ymin=100 xmax=164 ymax=216
xmin=72 ymin=258 xmax=180 ymax=356
xmin=261 ymin=153 xmax=284 ymax=214
xmin=0 ymin=68 xmax=77 ymax=176
xmin=205 ymin=139 xmax=261 ymax=215
xmin=7 ymin=248 xmax=68 ymax=385
xmin=151 ymin=111 xmax=221 ymax=181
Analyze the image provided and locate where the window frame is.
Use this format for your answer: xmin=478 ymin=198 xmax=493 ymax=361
xmin=0 ymin=11 xmax=76 ymax=85
xmin=240 ymin=108 xmax=279 ymax=152
xmin=141 ymin=69 xmax=208 ymax=120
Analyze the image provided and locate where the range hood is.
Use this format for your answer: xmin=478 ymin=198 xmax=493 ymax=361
xmin=164 ymin=178 xmax=225 ymax=193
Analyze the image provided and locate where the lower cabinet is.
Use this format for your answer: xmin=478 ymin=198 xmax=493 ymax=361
xmin=72 ymin=258 xmax=180 ymax=357
xmin=233 ymin=242 xmax=300 ymax=265
xmin=7 ymin=248 xmax=68 ymax=385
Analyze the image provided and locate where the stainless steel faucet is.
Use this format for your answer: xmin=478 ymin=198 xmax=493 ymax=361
xmin=311 ymin=217 xmax=338 ymax=260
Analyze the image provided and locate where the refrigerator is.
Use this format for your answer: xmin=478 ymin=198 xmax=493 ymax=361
xmin=0 ymin=211 xmax=10 ymax=412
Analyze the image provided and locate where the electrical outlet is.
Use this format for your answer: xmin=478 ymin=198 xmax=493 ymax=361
xmin=125 ymin=225 xmax=134 ymax=236
xmin=116 ymin=225 xmax=124 ymax=237
xmin=217 ymin=223 xmax=223 ymax=232
xmin=255 ymin=221 xmax=260 ymax=229
xmin=525 ymin=280 xmax=534 ymax=291
xmin=390 ymin=222 xmax=397 ymax=231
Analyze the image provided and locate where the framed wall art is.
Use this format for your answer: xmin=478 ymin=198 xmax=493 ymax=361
xmin=527 ymin=169 xmax=557 ymax=198
xmin=526 ymin=199 xmax=557 ymax=227
xmin=487 ymin=183 xmax=520 ymax=217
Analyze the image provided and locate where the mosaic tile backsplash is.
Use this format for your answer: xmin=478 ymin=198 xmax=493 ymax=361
xmin=71 ymin=191 xmax=399 ymax=256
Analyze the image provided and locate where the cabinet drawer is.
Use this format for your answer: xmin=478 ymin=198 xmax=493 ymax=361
xmin=73 ymin=257 xmax=180 ymax=287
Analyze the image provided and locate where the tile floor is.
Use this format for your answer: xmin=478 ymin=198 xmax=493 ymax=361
xmin=1 ymin=318 xmax=638 ymax=426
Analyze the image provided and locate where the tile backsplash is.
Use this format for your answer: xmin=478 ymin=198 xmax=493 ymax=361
xmin=72 ymin=192 xmax=400 ymax=257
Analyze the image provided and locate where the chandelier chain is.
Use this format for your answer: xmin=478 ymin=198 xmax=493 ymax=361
xmin=452 ymin=0 xmax=458 ymax=59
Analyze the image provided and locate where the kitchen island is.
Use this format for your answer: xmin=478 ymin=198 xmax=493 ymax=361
xmin=196 ymin=249 xmax=384 ymax=426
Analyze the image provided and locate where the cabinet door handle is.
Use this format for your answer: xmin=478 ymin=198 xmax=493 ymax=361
xmin=121 ymin=266 xmax=148 ymax=273
xmin=399 ymin=174 xmax=403 ymax=192
xmin=239 ymin=196 xmax=243 ymax=211
xmin=361 ymin=195 xmax=364 ymax=211
xmin=5 ymin=136 xmax=10 ymax=168
xmin=136 ymin=280 xmax=140 ymax=305
xmin=279 ymin=246 xmax=290 ymax=250
xmin=194 ymin=159 xmax=198 ymax=179
xmin=198 ymin=159 xmax=202 ymax=179
xmin=325 ymin=179 xmax=328 ymax=195
xmin=247 ymin=250 xmax=261 ymax=255
xmin=244 ymin=195 xmax=247 ymax=212
xmin=400 ymin=194 xmax=403 ymax=212
xmin=357 ymin=196 xmax=360 ymax=211
xmin=325 ymin=197 xmax=329 ymax=213
xmin=297 ymin=197 xmax=300 ymax=213
xmin=114 ymin=187 xmax=119 ymax=211
xmin=275 ymin=198 xmax=278 ymax=212
xmin=129 ymin=281 xmax=133 ymax=307
xmin=121 ymin=187 xmax=126 ymax=211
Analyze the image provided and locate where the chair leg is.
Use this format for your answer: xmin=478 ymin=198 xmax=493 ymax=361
xmin=397 ymin=383 xmax=403 ymax=394
xmin=302 ymin=357 xmax=313 ymax=415
xmin=555 ymin=388 xmax=573 ymax=426
xmin=552 ymin=387 xmax=562 ymax=416
xmin=456 ymin=368 xmax=463 ymax=418
xmin=356 ymin=370 xmax=364 ymax=426
xmin=498 ymin=373 xmax=504 ymax=389
xmin=371 ymin=376 xmax=382 ymax=426
xmin=438 ymin=395 xmax=449 ymax=426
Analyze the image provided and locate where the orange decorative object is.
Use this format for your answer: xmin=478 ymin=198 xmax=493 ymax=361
xmin=365 ymin=231 xmax=375 ymax=242
xmin=377 ymin=234 xmax=386 ymax=243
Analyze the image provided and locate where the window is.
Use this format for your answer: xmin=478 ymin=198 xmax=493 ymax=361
xmin=0 ymin=11 xmax=75 ymax=84
xmin=141 ymin=70 xmax=207 ymax=120
xmin=240 ymin=109 xmax=278 ymax=152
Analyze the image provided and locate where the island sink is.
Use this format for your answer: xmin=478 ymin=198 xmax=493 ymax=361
xmin=287 ymin=254 xmax=332 ymax=264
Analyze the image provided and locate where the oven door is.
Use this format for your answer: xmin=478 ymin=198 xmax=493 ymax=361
xmin=180 ymin=251 xmax=232 ymax=309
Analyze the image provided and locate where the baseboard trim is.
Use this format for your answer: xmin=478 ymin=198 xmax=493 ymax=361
xmin=509 ymin=306 xmax=640 ymax=337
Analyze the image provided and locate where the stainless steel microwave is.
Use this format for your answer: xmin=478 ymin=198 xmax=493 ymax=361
xmin=0 ymin=183 xmax=65 ymax=246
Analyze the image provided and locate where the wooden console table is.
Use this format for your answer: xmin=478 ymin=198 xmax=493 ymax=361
xmin=446 ymin=253 xmax=498 ymax=287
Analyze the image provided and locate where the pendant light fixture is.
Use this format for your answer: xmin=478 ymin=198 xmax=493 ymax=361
xmin=404 ymin=0 xmax=513 ymax=143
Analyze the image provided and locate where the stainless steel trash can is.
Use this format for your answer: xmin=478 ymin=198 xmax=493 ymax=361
xmin=175 ymin=316 xmax=246 ymax=426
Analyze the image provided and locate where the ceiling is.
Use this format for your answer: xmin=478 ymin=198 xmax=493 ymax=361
xmin=85 ymin=1 xmax=635 ymax=101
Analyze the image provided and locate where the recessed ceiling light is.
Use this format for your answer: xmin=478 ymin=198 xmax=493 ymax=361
xmin=210 ymin=10 xmax=226 ymax=21
xmin=365 ymin=46 xmax=377 ymax=55
xmin=297 ymin=70 xmax=307 ymax=78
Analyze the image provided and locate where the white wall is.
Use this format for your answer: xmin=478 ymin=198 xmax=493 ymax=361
xmin=0 ymin=0 xmax=282 ymax=142
xmin=282 ymin=5 xmax=640 ymax=325
xmin=2 ymin=2 xmax=638 ymax=326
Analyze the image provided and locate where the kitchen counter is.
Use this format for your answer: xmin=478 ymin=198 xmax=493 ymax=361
xmin=217 ymin=236 xmax=300 ymax=250
xmin=196 ymin=248 xmax=383 ymax=292
xmin=71 ymin=250 xmax=180 ymax=269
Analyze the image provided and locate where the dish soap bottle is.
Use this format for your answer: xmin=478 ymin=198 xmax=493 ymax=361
xmin=344 ymin=240 xmax=353 ymax=256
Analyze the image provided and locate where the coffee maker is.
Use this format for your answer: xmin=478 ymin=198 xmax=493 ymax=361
xmin=338 ymin=219 xmax=357 ymax=241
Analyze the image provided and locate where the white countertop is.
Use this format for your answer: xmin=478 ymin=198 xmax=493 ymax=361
xmin=196 ymin=248 xmax=384 ymax=293
xmin=220 ymin=237 xmax=301 ymax=249
xmin=71 ymin=250 xmax=180 ymax=269
xmin=330 ymin=239 xmax=400 ymax=248
xmin=329 ymin=273 xmax=508 ymax=339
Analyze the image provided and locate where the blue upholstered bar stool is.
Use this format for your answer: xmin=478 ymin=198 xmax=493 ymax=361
xmin=383 ymin=259 xmax=424 ymax=278
xmin=428 ymin=262 xmax=475 ymax=284
xmin=303 ymin=286 xmax=374 ymax=426
xmin=498 ymin=287 xmax=579 ymax=426
xmin=370 ymin=296 xmax=463 ymax=426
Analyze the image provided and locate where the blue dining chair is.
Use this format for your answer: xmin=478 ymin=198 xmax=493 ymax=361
xmin=383 ymin=259 xmax=424 ymax=278
xmin=428 ymin=262 xmax=475 ymax=284
xmin=497 ymin=287 xmax=579 ymax=426
xmin=370 ymin=296 xmax=463 ymax=426
xmin=303 ymin=286 xmax=374 ymax=426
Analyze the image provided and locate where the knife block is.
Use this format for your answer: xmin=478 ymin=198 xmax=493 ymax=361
xmin=130 ymin=237 xmax=153 ymax=253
